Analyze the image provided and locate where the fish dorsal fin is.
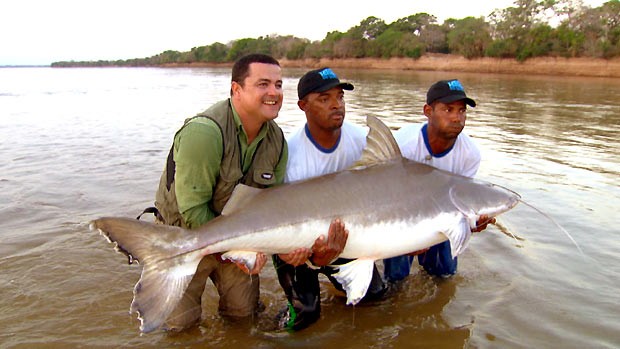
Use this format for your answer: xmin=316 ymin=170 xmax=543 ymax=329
xmin=352 ymin=115 xmax=402 ymax=169
xmin=221 ymin=184 xmax=262 ymax=216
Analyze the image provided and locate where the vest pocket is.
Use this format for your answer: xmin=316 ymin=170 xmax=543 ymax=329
xmin=252 ymin=167 xmax=277 ymax=187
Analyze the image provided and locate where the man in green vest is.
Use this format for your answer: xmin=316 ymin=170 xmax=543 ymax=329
xmin=151 ymin=53 xmax=288 ymax=331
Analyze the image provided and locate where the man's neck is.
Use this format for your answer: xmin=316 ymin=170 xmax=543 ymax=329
xmin=239 ymin=114 xmax=262 ymax=144
xmin=307 ymin=123 xmax=341 ymax=149
xmin=425 ymin=125 xmax=456 ymax=155
xmin=233 ymin=99 xmax=263 ymax=144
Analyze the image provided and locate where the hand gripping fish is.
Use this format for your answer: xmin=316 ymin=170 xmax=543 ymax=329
xmin=91 ymin=116 xmax=520 ymax=333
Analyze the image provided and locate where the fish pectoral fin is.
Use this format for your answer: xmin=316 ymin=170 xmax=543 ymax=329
xmin=130 ymin=250 xmax=203 ymax=333
xmin=441 ymin=215 xmax=473 ymax=258
xmin=220 ymin=250 xmax=258 ymax=271
xmin=331 ymin=259 xmax=376 ymax=306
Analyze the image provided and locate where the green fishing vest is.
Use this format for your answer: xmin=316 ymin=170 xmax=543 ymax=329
xmin=152 ymin=99 xmax=285 ymax=228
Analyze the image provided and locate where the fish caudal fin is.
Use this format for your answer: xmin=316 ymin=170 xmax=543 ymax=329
xmin=332 ymin=259 xmax=376 ymax=305
xmin=131 ymin=250 xmax=202 ymax=332
xmin=91 ymin=217 xmax=204 ymax=333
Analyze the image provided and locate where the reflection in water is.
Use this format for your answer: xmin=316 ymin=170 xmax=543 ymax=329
xmin=1 ymin=67 xmax=619 ymax=348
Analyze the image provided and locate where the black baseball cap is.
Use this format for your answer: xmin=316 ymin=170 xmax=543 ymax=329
xmin=297 ymin=67 xmax=354 ymax=99
xmin=426 ymin=79 xmax=476 ymax=107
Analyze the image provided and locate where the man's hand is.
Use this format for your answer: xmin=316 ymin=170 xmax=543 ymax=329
xmin=310 ymin=218 xmax=348 ymax=266
xmin=234 ymin=252 xmax=267 ymax=275
xmin=278 ymin=248 xmax=312 ymax=267
xmin=473 ymin=215 xmax=496 ymax=233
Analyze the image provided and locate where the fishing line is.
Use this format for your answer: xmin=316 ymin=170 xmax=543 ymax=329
xmin=517 ymin=199 xmax=584 ymax=256
xmin=484 ymin=182 xmax=585 ymax=256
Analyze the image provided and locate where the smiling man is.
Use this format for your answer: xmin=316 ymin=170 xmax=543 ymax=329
xmin=146 ymin=53 xmax=288 ymax=331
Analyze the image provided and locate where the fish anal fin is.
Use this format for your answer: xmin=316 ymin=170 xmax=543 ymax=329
xmin=220 ymin=250 xmax=258 ymax=271
xmin=332 ymin=259 xmax=376 ymax=305
xmin=221 ymin=184 xmax=263 ymax=216
xmin=351 ymin=116 xmax=402 ymax=169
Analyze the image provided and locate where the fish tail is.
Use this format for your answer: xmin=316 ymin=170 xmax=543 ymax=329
xmin=91 ymin=217 xmax=203 ymax=333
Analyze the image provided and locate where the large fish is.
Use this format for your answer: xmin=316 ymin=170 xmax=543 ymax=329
xmin=92 ymin=115 xmax=520 ymax=333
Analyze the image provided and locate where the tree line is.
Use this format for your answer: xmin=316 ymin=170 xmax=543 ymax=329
xmin=52 ymin=0 xmax=620 ymax=67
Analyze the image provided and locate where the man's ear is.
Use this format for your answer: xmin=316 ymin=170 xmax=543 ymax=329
xmin=231 ymin=81 xmax=241 ymax=97
xmin=297 ymin=99 xmax=306 ymax=112
xmin=423 ymin=103 xmax=432 ymax=118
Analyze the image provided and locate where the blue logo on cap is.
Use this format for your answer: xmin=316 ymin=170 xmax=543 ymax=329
xmin=319 ymin=68 xmax=338 ymax=80
xmin=447 ymin=80 xmax=465 ymax=91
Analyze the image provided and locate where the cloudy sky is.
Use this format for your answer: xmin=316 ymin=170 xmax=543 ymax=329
xmin=0 ymin=0 xmax=606 ymax=66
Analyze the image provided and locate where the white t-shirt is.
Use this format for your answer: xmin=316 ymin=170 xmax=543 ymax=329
xmin=285 ymin=121 xmax=368 ymax=183
xmin=394 ymin=123 xmax=480 ymax=178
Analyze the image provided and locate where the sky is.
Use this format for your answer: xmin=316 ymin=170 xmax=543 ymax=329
xmin=0 ymin=0 xmax=608 ymax=66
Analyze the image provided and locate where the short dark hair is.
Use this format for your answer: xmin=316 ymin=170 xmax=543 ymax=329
xmin=231 ymin=53 xmax=280 ymax=87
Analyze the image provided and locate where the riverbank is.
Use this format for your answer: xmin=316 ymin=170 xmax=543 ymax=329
xmin=165 ymin=54 xmax=620 ymax=78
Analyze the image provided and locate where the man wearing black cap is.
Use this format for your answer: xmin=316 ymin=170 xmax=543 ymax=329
xmin=383 ymin=79 xmax=494 ymax=282
xmin=273 ymin=67 xmax=387 ymax=331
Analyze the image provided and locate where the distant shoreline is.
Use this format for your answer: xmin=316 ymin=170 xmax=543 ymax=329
xmin=159 ymin=54 xmax=620 ymax=79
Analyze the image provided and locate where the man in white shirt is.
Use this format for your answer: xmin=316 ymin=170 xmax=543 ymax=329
xmin=384 ymin=79 xmax=493 ymax=281
xmin=274 ymin=67 xmax=387 ymax=331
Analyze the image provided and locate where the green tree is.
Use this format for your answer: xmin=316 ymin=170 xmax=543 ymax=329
xmin=446 ymin=17 xmax=492 ymax=58
xmin=488 ymin=0 xmax=548 ymax=60
xmin=371 ymin=28 xmax=423 ymax=58
xmin=553 ymin=23 xmax=585 ymax=57
xmin=226 ymin=37 xmax=275 ymax=61
xmin=203 ymin=42 xmax=229 ymax=62
xmin=391 ymin=13 xmax=437 ymax=35
xmin=596 ymin=0 xmax=620 ymax=57
xmin=286 ymin=39 xmax=310 ymax=60
xmin=523 ymin=24 xmax=555 ymax=58
xmin=357 ymin=16 xmax=388 ymax=40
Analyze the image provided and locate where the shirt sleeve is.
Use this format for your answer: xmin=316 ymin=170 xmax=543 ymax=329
xmin=460 ymin=135 xmax=482 ymax=178
xmin=173 ymin=120 xmax=223 ymax=229
xmin=461 ymin=154 xmax=481 ymax=178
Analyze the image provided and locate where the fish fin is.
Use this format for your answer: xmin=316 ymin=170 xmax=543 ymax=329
xmin=91 ymin=217 xmax=203 ymax=333
xmin=331 ymin=259 xmax=376 ymax=305
xmin=441 ymin=214 xmax=473 ymax=258
xmin=221 ymin=184 xmax=263 ymax=216
xmin=131 ymin=250 xmax=203 ymax=333
xmin=220 ymin=250 xmax=258 ymax=271
xmin=91 ymin=217 xmax=191 ymax=265
xmin=351 ymin=115 xmax=402 ymax=169
xmin=448 ymin=184 xmax=482 ymax=230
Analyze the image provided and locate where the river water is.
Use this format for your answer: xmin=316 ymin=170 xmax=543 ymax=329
xmin=1 ymin=66 xmax=618 ymax=348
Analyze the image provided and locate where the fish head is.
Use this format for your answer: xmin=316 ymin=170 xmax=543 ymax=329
xmin=448 ymin=179 xmax=521 ymax=225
